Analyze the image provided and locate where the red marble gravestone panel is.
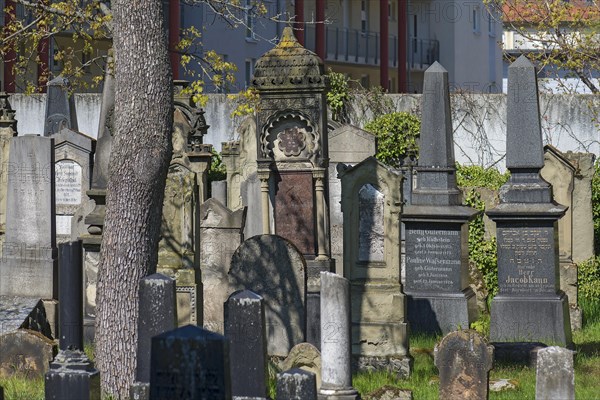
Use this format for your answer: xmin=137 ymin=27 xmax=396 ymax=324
xmin=274 ymin=171 xmax=316 ymax=257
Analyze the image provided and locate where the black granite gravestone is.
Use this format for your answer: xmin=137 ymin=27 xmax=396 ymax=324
xmin=45 ymin=350 xmax=100 ymax=400
xmin=403 ymin=62 xmax=478 ymax=334
xmin=149 ymin=325 xmax=231 ymax=399
xmin=136 ymin=273 xmax=177 ymax=384
xmin=276 ymin=369 xmax=317 ymax=400
xmin=58 ymin=241 xmax=83 ymax=351
xmin=486 ymin=56 xmax=572 ymax=347
xmin=224 ymin=290 xmax=268 ymax=399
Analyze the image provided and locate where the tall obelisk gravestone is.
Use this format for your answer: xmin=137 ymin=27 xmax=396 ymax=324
xmin=487 ymin=56 xmax=571 ymax=346
xmin=403 ymin=62 xmax=478 ymax=334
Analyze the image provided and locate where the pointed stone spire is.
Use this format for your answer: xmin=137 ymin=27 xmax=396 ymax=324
xmin=419 ymin=62 xmax=454 ymax=168
xmin=506 ymin=55 xmax=544 ymax=170
xmin=44 ymin=76 xmax=78 ymax=136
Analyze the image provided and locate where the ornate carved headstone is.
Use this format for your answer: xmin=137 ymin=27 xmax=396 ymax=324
xmin=229 ymin=235 xmax=306 ymax=356
xmin=434 ymin=330 xmax=494 ymax=400
xmin=338 ymin=157 xmax=409 ymax=375
xmin=199 ymin=198 xmax=245 ymax=333
xmin=253 ymin=26 xmax=334 ymax=349
xmin=403 ymin=62 xmax=478 ymax=334
xmin=487 ymin=56 xmax=572 ymax=346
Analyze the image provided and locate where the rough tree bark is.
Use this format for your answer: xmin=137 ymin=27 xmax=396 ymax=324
xmin=94 ymin=0 xmax=173 ymax=397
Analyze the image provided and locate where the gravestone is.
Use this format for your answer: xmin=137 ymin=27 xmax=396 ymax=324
xmin=149 ymin=325 xmax=231 ymax=399
xmin=338 ymin=157 xmax=409 ymax=375
xmin=211 ymin=180 xmax=227 ymax=205
xmin=136 ymin=274 xmax=177 ymax=384
xmin=434 ymin=330 xmax=494 ymax=400
xmin=280 ymin=343 xmax=322 ymax=390
xmin=0 ymin=135 xmax=57 ymax=300
xmin=0 ymin=329 xmax=55 ymax=377
xmin=157 ymin=91 xmax=213 ymax=327
xmin=53 ymin=129 xmax=94 ymax=243
xmin=487 ymin=56 xmax=572 ymax=346
xmin=0 ymin=92 xmax=18 ymax=249
xmin=318 ymin=272 xmax=359 ymax=400
xmin=535 ymin=346 xmax=575 ymax=400
xmin=45 ymin=350 xmax=100 ymax=400
xmin=328 ymin=124 xmax=376 ymax=271
xmin=276 ymin=369 xmax=317 ymax=400
xmin=224 ymin=290 xmax=268 ymax=399
xmin=199 ymin=198 xmax=245 ymax=333
xmin=43 ymin=76 xmax=78 ymax=136
xmin=229 ymin=235 xmax=306 ymax=356
xmin=403 ymin=62 xmax=478 ymax=334
xmin=253 ymin=27 xmax=335 ymax=349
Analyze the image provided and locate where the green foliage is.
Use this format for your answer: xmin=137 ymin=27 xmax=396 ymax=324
xmin=456 ymin=164 xmax=510 ymax=190
xmin=456 ymin=164 xmax=509 ymax=301
xmin=207 ymin=150 xmax=227 ymax=184
xmin=326 ymin=69 xmax=351 ymax=122
xmin=593 ymin=158 xmax=600 ymax=254
xmin=471 ymin=313 xmax=491 ymax=336
xmin=579 ymin=256 xmax=600 ymax=302
xmin=364 ymin=112 xmax=420 ymax=168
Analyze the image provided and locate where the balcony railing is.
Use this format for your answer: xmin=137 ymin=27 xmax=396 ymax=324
xmin=303 ymin=25 xmax=439 ymax=69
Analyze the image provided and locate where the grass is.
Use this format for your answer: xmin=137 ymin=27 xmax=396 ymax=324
xmin=3 ymin=305 xmax=600 ymax=400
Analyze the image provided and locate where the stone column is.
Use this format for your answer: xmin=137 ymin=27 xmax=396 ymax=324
xmin=259 ymin=169 xmax=271 ymax=234
xmin=318 ymin=272 xmax=358 ymax=400
xmin=58 ymin=241 xmax=83 ymax=351
xmin=314 ymin=169 xmax=327 ymax=260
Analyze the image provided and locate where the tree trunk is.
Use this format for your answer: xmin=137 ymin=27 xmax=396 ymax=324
xmin=94 ymin=0 xmax=173 ymax=397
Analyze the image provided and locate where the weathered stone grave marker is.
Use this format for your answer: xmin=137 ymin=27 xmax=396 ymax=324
xmin=200 ymin=198 xmax=245 ymax=333
xmin=434 ymin=330 xmax=494 ymax=400
xmin=224 ymin=290 xmax=267 ymax=399
xmin=276 ymin=369 xmax=317 ymax=400
xmin=403 ymin=62 xmax=477 ymax=334
xmin=318 ymin=272 xmax=359 ymax=400
xmin=44 ymin=76 xmax=78 ymax=136
xmin=229 ymin=234 xmax=306 ymax=356
xmin=0 ymin=92 xmax=18 ymax=249
xmin=149 ymin=325 xmax=231 ymax=399
xmin=487 ymin=56 xmax=572 ymax=346
xmin=535 ymin=346 xmax=575 ymax=400
xmin=338 ymin=156 xmax=409 ymax=374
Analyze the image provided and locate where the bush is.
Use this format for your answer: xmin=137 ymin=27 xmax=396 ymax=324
xmin=326 ymin=70 xmax=351 ymax=123
xmin=364 ymin=112 xmax=420 ymax=168
xmin=578 ymin=256 xmax=600 ymax=324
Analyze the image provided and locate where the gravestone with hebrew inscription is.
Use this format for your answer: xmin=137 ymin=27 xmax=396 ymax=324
xmin=403 ymin=63 xmax=478 ymax=334
xmin=199 ymin=198 xmax=245 ymax=334
xmin=338 ymin=157 xmax=409 ymax=375
xmin=487 ymin=56 xmax=572 ymax=346
xmin=328 ymin=124 xmax=376 ymax=271
xmin=229 ymin=235 xmax=306 ymax=357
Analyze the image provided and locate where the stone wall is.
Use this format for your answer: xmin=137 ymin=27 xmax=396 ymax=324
xmin=8 ymin=93 xmax=599 ymax=169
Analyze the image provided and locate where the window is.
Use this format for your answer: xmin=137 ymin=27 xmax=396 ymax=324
xmin=388 ymin=1 xmax=395 ymax=20
xmin=472 ymin=7 xmax=481 ymax=34
xmin=361 ymin=0 xmax=368 ymax=32
xmin=245 ymin=59 xmax=255 ymax=89
xmin=245 ymin=0 xmax=255 ymax=40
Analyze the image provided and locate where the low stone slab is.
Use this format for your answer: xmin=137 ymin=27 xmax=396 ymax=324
xmin=0 ymin=329 xmax=56 ymax=378
xmin=363 ymin=385 xmax=412 ymax=400
xmin=0 ymin=296 xmax=52 ymax=338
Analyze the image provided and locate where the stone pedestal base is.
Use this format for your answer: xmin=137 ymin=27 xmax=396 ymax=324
xmin=45 ymin=350 xmax=100 ymax=400
xmin=353 ymin=355 xmax=412 ymax=378
xmin=490 ymin=292 xmax=572 ymax=347
xmin=306 ymin=258 xmax=335 ymax=350
xmin=318 ymin=387 xmax=360 ymax=400
xmin=130 ymin=382 xmax=150 ymax=400
xmin=407 ymin=288 xmax=477 ymax=334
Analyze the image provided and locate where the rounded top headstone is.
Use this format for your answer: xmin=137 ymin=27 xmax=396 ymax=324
xmin=252 ymin=27 xmax=326 ymax=90
xmin=229 ymin=289 xmax=263 ymax=302
xmin=154 ymin=324 xmax=225 ymax=341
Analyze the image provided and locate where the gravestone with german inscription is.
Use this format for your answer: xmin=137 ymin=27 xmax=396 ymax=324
xmin=402 ymin=63 xmax=478 ymax=334
xmin=487 ymin=56 xmax=572 ymax=346
xmin=338 ymin=157 xmax=409 ymax=375
xmin=228 ymin=235 xmax=306 ymax=357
